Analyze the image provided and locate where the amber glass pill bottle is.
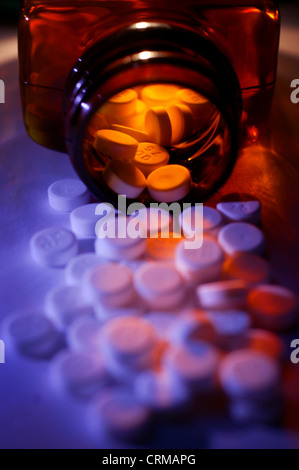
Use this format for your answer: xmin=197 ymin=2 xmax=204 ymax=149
xmin=18 ymin=1 xmax=280 ymax=205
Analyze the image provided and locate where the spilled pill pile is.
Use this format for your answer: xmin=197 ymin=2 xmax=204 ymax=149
xmin=89 ymin=84 xmax=214 ymax=202
xmin=2 ymin=176 xmax=298 ymax=442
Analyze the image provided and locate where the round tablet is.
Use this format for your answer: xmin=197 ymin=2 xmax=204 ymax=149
xmin=147 ymin=165 xmax=192 ymax=202
xmin=169 ymin=310 xmax=216 ymax=346
xmin=216 ymin=200 xmax=261 ymax=225
xmin=175 ymin=237 xmax=224 ymax=284
xmin=144 ymin=107 xmax=172 ymax=147
xmin=133 ymin=142 xmax=169 ymax=176
xmin=134 ymin=370 xmax=190 ymax=413
xmin=141 ymin=84 xmax=179 ymax=107
xmin=65 ymin=253 xmax=105 ymax=285
xmin=179 ymin=205 xmax=223 ymax=239
xmin=167 ymin=104 xmax=194 ymax=144
xmin=111 ymin=124 xmax=150 ymax=143
xmin=100 ymin=316 xmax=157 ymax=365
xmin=176 ymin=88 xmax=209 ymax=114
xmin=217 ymin=222 xmax=265 ymax=256
xmin=45 ymin=284 xmax=94 ymax=329
xmin=134 ymin=262 xmax=185 ymax=310
xmin=218 ymin=349 xmax=280 ymax=399
xmin=163 ymin=341 xmax=219 ymax=392
xmin=103 ymin=160 xmax=147 ymax=199
xmin=50 ymin=349 xmax=109 ymax=399
xmin=89 ymin=387 xmax=151 ymax=439
xmin=206 ymin=310 xmax=251 ymax=350
xmin=70 ymin=203 xmax=113 ymax=238
xmin=66 ymin=317 xmax=103 ymax=352
xmin=196 ymin=280 xmax=248 ymax=310
xmin=95 ymin=216 xmax=147 ymax=260
xmin=3 ymin=311 xmax=60 ymax=359
xmin=83 ymin=262 xmax=134 ymax=308
xmin=245 ymin=329 xmax=284 ymax=360
xmin=102 ymin=89 xmax=138 ymax=117
xmin=247 ymin=284 xmax=298 ymax=331
xmin=94 ymin=129 xmax=138 ymax=162
xmin=48 ymin=179 xmax=90 ymax=212
xmin=30 ymin=227 xmax=78 ymax=267
xmin=222 ymin=253 xmax=271 ymax=286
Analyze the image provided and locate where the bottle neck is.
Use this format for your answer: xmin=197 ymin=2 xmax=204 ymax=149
xmin=64 ymin=22 xmax=242 ymax=204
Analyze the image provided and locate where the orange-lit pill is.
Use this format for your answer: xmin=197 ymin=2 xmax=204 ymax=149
xmin=140 ymin=84 xmax=180 ymax=107
xmin=103 ymin=160 xmax=146 ymax=199
xmin=94 ymin=129 xmax=138 ymax=162
xmin=111 ymin=124 xmax=150 ymax=143
xmin=144 ymin=107 xmax=172 ymax=147
xmin=176 ymin=88 xmax=209 ymax=113
xmin=167 ymin=104 xmax=194 ymax=144
xmin=101 ymin=89 xmax=138 ymax=117
xmin=133 ymin=142 xmax=170 ymax=176
xmin=147 ymin=164 xmax=192 ymax=202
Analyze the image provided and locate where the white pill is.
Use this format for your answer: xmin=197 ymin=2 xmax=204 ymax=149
xmin=196 ymin=280 xmax=248 ymax=310
xmin=83 ymin=262 xmax=134 ymax=308
xmin=219 ymin=350 xmax=280 ymax=400
xmin=2 ymin=311 xmax=60 ymax=359
xmin=50 ymin=349 xmax=109 ymax=399
xmin=103 ymin=160 xmax=147 ymax=199
xmin=175 ymin=237 xmax=224 ymax=284
xmin=245 ymin=329 xmax=284 ymax=361
xmin=169 ymin=310 xmax=216 ymax=346
xmin=163 ymin=342 xmax=219 ymax=392
xmin=144 ymin=107 xmax=172 ymax=147
xmin=95 ymin=216 xmax=147 ymax=261
xmin=222 ymin=253 xmax=271 ymax=286
xmin=134 ymin=262 xmax=185 ymax=310
xmin=167 ymin=104 xmax=194 ymax=144
xmin=65 ymin=253 xmax=105 ymax=285
xmin=140 ymin=84 xmax=179 ymax=108
xmin=206 ymin=310 xmax=251 ymax=350
xmin=66 ymin=317 xmax=103 ymax=352
xmin=179 ymin=205 xmax=223 ymax=238
xmin=89 ymin=387 xmax=151 ymax=440
xmin=48 ymin=179 xmax=90 ymax=212
xmin=70 ymin=203 xmax=113 ymax=238
xmin=216 ymin=200 xmax=261 ymax=224
xmin=111 ymin=124 xmax=150 ymax=143
xmin=143 ymin=312 xmax=176 ymax=340
xmin=129 ymin=206 xmax=172 ymax=236
xmin=30 ymin=227 xmax=78 ymax=267
xmin=147 ymin=164 xmax=192 ymax=202
xmin=134 ymin=370 xmax=190 ymax=413
xmin=101 ymin=89 xmax=138 ymax=117
xmin=100 ymin=316 xmax=157 ymax=370
xmin=247 ymin=284 xmax=298 ymax=331
xmin=217 ymin=222 xmax=265 ymax=256
xmin=133 ymin=142 xmax=170 ymax=176
xmin=45 ymin=284 xmax=94 ymax=329
xmin=94 ymin=129 xmax=138 ymax=162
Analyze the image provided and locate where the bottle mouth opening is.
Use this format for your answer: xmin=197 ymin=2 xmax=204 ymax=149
xmin=82 ymin=81 xmax=233 ymax=205
xmin=65 ymin=24 xmax=241 ymax=206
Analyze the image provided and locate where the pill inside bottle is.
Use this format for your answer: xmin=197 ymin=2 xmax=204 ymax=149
xmin=82 ymin=82 xmax=233 ymax=205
